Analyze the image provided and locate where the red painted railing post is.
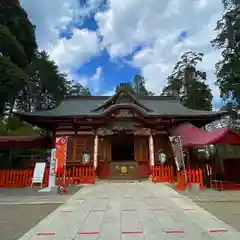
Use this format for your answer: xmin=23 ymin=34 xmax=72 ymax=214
xmin=199 ymin=169 xmax=205 ymax=189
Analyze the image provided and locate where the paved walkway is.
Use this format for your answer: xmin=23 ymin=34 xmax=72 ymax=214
xmin=19 ymin=182 xmax=240 ymax=240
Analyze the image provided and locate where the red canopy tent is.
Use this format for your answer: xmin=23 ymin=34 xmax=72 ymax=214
xmin=0 ymin=136 xmax=52 ymax=149
xmin=170 ymin=123 xmax=240 ymax=148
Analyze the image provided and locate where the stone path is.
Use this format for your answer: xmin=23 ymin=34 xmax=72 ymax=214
xmin=19 ymin=182 xmax=240 ymax=240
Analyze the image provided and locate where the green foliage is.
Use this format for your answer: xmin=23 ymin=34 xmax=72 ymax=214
xmin=0 ymin=26 xmax=27 ymax=68
xmin=220 ymin=101 xmax=240 ymax=130
xmin=16 ymin=51 xmax=68 ymax=111
xmin=116 ymin=82 xmax=135 ymax=93
xmin=0 ymin=116 xmax=39 ymax=136
xmin=66 ymin=81 xmax=91 ymax=96
xmin=133 ymin=75 xmax=154 ymax=96
xmin=0 ymin=56 xmax=27 ymax=115
xmin=0 ymin=0 xmax=37 ymax=61
xmin=115 ymin=75 xmax=154 ymax=96
xmin=0 ymin=1 xmax=94 ymax=137
xmin=9 ymin=123 xmax=40 ymax=136
xmin=0 ymin=0 xmax=37 ymax=118
xmin=0 ymin=122 xmax=6 ymax=135
xmin=212 ymin=0 xmax=240 ymax=103
xmin=162 ymin=51 xmax=213 ymax=110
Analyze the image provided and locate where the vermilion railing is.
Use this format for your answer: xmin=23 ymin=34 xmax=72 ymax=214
xmin=176 ymin=169 xmax=205 ymax=190
xmin=152 ymin=166 xmax=174 ymax=183
xmin=0 ymin=166 xmax=95 ymax=187
xmin=211 ymin=180 xmax=240 ymax=191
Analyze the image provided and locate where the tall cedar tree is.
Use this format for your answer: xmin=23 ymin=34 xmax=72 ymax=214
xmin=116 ymin=75 xmax=154 ymax=96
xmin=133 ymin=75 xmax=154 ymax=96
xmin=0 ymin=0 xmax=37 ymax=117
xmin=211 ymin=0 xmax=240 ymax=103
xmin=162 ymin=51 xmax=213 ymax=111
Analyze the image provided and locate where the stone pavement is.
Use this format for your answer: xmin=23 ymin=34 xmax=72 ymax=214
xmin=18 ymin=182 xmax=240 ymax=240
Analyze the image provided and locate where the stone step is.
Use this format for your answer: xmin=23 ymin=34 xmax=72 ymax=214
xmin=109 ymin=179 xmax=140 ymax=183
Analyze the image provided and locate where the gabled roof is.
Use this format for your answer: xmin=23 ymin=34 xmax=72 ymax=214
xmin=14 ymin=90 xmax=227 ymax=125
xmin=91 ymin=89 xmax=152 ymax=112
xmin=170 ymin=123 xmax=240 ymax=147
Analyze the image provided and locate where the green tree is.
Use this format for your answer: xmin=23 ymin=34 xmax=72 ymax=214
xmin=0 ymin=0 xmax=37 ymax=117
xmin=219 ymin=101 xmax=240 ymax=130
xmin=211 ymin=0 xmax=240 ymax=104
xmin=16 ymin=51 xmax=67 ymax=112
xmin=66 ymin=81 xmax=91 ymax=96
xmin=0 ymin=56 xmax=27 ymax=116
xmin=133 ymin=75 xmax=154 ymax=96
xmin=162 ymin=51 xmax=213 ymax=110
xmin=0 ymin=0 xmax=37 ymax=61
xmin=0 ymin=26 xmax=28 ymax=68
xmin=116 ymin=82 xmax=135 ymax=93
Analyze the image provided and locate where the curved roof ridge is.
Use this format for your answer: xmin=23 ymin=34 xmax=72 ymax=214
xmin=91 ymin=89 xmax=153 ymax=112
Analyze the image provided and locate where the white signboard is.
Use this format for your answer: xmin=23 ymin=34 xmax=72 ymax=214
xmin=31 ymin=162 xmax=46 ymax=187
xmin=82 ymin=152 xmax=90 ymax=164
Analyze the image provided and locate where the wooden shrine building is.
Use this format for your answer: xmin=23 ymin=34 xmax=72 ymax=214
xmin=14 ymin=90 xmax=227 ymax=180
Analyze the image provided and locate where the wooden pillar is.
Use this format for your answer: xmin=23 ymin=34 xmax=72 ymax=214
xmin=185 ymin=148 xmax=191 ymax=169
xmin=93 ymin=134 xmax=99 ymax=170
xmin=148 ymin=134 xmax=154 ymax=179
xmin=51 ymin=127 xmax=56 ymax=148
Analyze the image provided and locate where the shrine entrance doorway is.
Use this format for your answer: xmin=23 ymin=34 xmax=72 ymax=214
xmin=110 ymin=133 xmax=139 ymax=180
xmin=111 ymin=134 xmax=134 ymax=162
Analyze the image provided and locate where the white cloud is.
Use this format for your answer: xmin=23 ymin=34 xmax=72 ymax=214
xmin=49 ymin=29 xmax=100 ymax=74
xmin=20 ymin=0 xmax=79 ymax=50
xmin=73 ymin=66 xmax=103 ymax=94
xmin=92 ymin=67 xmax=103 ymax=81
xmin=95 ymin=0 xmax=224 ymax=102
xmin=78 ymin=0 xmax=105 ymax=19
xmin=21 ymin=0 xmax=225 ymax=105
xmin=20 ymin=0 xmax=102 ymax=85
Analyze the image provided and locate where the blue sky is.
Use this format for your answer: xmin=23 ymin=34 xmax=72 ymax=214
xmin=20 ymin=0 xmax=225 ymax=109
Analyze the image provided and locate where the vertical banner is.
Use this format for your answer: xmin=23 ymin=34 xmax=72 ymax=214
xmin=169 ymin=136 xmax=185 ymax=171
xmin=48 ymin=148 xmax=56 ymax=187
xmin=55 ymin=136 xmax=68 ymax=174
xmin=149 ymin=135 xmax=155 ymax=166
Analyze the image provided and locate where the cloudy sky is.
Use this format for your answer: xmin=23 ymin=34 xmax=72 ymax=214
xmin=20 ymin=0 xmax=224 ymax=108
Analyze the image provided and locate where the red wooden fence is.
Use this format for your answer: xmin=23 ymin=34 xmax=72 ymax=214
xmin=0 ymin=166 xmax=95 ymax=187
xmin=211 ymin=180 xmax=240 ymax=191
xmin=152 ymin=166 xmax=174 ymax=183
xmin=176 ymin=169 xmax=205 ymax=190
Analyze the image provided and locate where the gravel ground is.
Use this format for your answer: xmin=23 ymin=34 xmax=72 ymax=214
xmin=0 ymin=203 xmax=60 ymax=240
xmin=174 ymin=187 xmax=240 ymax=231
xmin=195 ymin=201 xmax=240 ymax=231
xmin=0 ymin=185 xmax=82 ymax=240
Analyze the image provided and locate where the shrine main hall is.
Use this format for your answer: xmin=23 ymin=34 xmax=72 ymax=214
xmin=15 ymin=90 xmax=227 ymax=180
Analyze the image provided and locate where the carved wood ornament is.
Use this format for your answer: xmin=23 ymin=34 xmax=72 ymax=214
xmin=112 ymin=109 xmax=136 ymax=118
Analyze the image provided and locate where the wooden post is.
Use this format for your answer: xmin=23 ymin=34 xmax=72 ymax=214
xmin=148 ymin=134 xmax=154 ymax=180
xmin=185 ymin=148 xmax=191 ymax=169
xmin=93 ymin=134 xmax=99 ymax=180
